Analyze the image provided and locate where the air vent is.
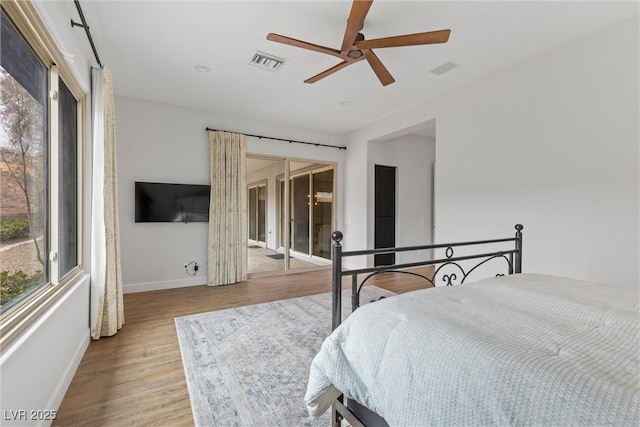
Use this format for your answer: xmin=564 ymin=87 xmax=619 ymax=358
xmin=429 ymin=61 xmax=459 ymax=76
xmin=249 ymin=51 xmax=286 ymax=72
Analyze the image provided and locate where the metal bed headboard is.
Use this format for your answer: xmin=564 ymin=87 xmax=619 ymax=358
xmin=331 ymin=224 xmax=523 ymax=331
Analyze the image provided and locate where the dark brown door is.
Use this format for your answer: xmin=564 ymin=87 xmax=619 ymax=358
xmin=374 ymin=165 xmax=396 ymax=266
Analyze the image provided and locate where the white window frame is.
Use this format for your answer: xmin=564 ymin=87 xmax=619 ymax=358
xmin=0 ymin=0 xmax=86 ymax=350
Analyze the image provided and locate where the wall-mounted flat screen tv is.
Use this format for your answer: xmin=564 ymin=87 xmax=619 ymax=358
xmin=135 ymin=181 xmax=211 ymax=223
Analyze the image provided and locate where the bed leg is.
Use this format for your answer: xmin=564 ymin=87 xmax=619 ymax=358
xmin=331 ymin=402 xmax=342 ymax=427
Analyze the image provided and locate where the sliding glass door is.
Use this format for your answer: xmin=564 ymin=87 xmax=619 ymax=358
xmin=246 ymin=156 xmax=286 ymax=275
xmin=247 ymin=183 xmax=266 ymax=244
xmin=246 ymin=155 xmax=335 ymax=275
xmin=312 ymin=168 xmax=334 ymax=259
xmin=280 ymin=164 xmax=334 ymax=262
xmin=291 ymin=174 xmax=310 ymax=254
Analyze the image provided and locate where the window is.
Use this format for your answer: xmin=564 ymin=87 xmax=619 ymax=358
xmin=0 ymin=8 xmax=49 ymax=313
xmin=58 ymin=79 xmax=78 ymax=276
xmin=0 ymin=2 xmax=84 ymax=349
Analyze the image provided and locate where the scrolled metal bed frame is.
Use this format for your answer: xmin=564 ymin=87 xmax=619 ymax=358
xmin=328 ymin=224 xmax=524 ymax=427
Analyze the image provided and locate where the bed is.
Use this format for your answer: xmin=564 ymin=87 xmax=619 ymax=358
xmin=304 ymin=225 xmax=640 ymax=426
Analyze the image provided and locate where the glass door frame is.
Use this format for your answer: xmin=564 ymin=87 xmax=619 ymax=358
xmin=247 ymin=180 xmax=267 ymax=246
xmin=311 ymin=166 xmax=335 ymax=259
xmin=245 ymin=154 xmax=337 ymax=274
xmin=277 ymin=163 xmax=336 ymax=264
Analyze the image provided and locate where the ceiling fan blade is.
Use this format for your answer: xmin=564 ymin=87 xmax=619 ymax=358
xmin=267 ymin=33 xmax=345 ymax=59
xmin=355 ymin=29 xmax=451 ymax=49
xmin=364 ymin=50 xmax=395 ymax=86
xmin=340 ymin=0 xmax=374 ymax=53
xmin=304 ymin=58 xmax=362 ymax=84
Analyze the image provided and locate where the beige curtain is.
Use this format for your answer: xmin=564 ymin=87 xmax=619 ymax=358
xmin=207 ymin=131 xmax=247 ymax=286
xmin=90 ymin=67 xmax=124 ymax=338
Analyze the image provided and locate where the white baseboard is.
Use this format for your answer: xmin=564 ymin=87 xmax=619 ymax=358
xmin=124 ymin=277 xmax=207 ymax=294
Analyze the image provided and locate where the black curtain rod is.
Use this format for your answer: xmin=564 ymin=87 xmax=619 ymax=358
xmin=71 ymin=0 xmax=103 ymax=68
xmin=206 ymin=127 xmax=347 ymax=150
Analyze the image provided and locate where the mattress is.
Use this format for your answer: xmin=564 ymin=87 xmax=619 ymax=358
xmin=305 ymin=273 xmax=640 ymax=426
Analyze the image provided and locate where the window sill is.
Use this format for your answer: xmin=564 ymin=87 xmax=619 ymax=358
xmin=0 ymin=267 xmax=85 ymax=351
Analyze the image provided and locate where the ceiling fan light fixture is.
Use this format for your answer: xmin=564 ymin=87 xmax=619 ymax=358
xmin=348 ymin=50 xmax=363 ymax=58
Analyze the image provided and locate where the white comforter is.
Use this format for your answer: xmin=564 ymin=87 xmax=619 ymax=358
xmin=305 ymin=274 xmax=639 ymax=426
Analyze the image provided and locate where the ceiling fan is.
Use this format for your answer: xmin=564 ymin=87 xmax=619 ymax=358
xmin=266 ymin=0 xmax=451 ymax=86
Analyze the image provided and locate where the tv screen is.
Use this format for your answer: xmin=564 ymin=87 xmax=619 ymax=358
xmin=135 ymin=182 xmax=210 ymax=223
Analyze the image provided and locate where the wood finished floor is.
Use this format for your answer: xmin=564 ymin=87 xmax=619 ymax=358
xmin=53 ymin=267 xmax=434 ymax=426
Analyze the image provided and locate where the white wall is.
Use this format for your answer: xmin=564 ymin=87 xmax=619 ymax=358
xmin=116 ymin=96 xmax=345 ymax=292
xmin=433 ymin=17 xmax=639 ymax=289
xmin=339 ymin=138 xmax=369 ymax=255
xmin=0 ymin=278 xmax=90 ymax=426
xmin=341 ymin=17 xmax=638 ymax=289
xmin=0 ymin=2 xmax=93 ymax=425
xmin=367 ymin=135 xmax=436 ymax=264
xmin=343 ymin=113 xmax=438 ymax=257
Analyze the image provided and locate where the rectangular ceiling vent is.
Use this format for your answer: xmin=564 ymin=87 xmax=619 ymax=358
xmin=429 ymin=61 xmax=459 ymax=76
xmin=249 ymin=51 xmax=286 ymax=72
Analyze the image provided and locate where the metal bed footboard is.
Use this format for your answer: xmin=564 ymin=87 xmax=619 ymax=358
xmin=329 ymin=224 xmax=523 ymax=427
xmin=331 ymin=223 xmax=524 ymax=331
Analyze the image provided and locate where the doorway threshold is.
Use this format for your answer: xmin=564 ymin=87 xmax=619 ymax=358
xmin=247 ymin=265 xmax=331 ymax=279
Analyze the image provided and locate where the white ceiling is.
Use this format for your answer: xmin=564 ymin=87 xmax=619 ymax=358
xmin=75 ymin=1 xmax=638 ymax=136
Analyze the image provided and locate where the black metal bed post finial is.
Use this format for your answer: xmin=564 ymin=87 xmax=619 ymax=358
xmin=331 ymin=231 xmax=343 ymax=331
xmin=514 ymin=224 xmax=523 ymax=273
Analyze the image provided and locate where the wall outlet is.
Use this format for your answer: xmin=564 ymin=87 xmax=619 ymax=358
xmin=184 ymin=260 xmax=198 ymax=275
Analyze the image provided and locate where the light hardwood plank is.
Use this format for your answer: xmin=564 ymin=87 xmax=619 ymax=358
xmin=54 ymin=267 xmax=433 ymax=426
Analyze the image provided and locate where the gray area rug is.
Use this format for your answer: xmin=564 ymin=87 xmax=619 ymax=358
xmin=175 ymin=286 xmax=395 ymax=426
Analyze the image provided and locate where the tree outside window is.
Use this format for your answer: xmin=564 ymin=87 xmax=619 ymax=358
xmin=0 ymin=67 xmax=47 ymax=311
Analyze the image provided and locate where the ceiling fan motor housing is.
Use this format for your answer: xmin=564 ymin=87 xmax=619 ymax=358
xmin=348 ymin=33 xmax=365 ymax=58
